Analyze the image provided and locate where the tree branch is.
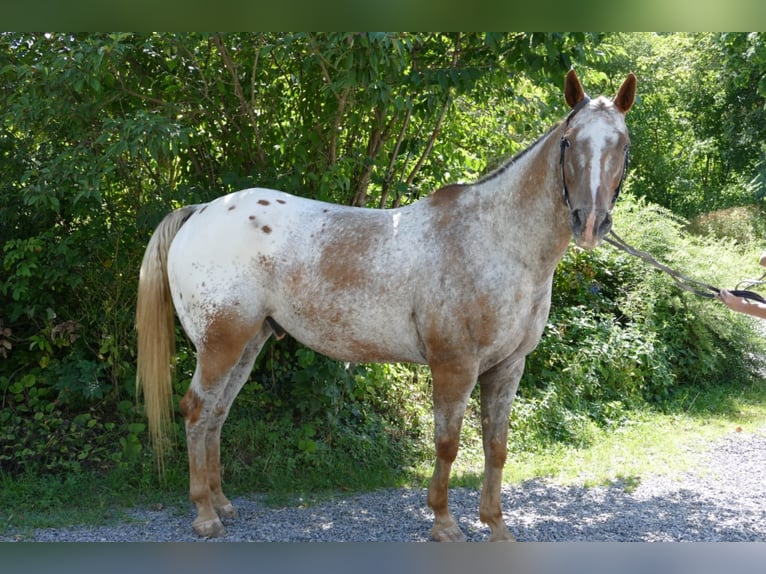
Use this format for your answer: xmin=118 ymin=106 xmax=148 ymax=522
xmin=212 ymin=33 xmax=265 ymax=167
xmin=405 ymin=96 xmax=451 ymax=188
xmin=379 ymin=107 xmax=411 ymax=208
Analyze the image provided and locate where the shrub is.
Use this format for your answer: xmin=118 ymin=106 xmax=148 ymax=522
xmin=0 ymin=372 xmax=147 ymax=475
xmin=510 ymin=193 xmax=765 ymax=450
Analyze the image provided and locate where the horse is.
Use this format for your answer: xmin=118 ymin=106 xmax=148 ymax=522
xmin=136 ymin=69 xmax=636 ymax=541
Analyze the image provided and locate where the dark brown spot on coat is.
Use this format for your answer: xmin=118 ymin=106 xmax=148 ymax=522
xmin=258 ymin=254 xmax=276 ymax=274
xmin=277 ymin=199 xmax=286 ymax=204
xmin=262 ymin=225 xmax=272 ymax=234
xmin=428 ymin=184 xmax=467 ymax=207
xmin=180 ymin=389 xmax=203 ymax=426
xmin=258 ymin=199 xmax=270 ymax=206
xmin=487 ymin=437 xmax=507 ymax=468
xmin=249 ymin=215 xmax=256 ymax=220
xmin=428 ymin=184 xmax=470 ymax=231
xmin=469 ymin=294 xmax=499 ymax=348
xmin=228 ymin=205 xmax=236 ymax=211
xmin=435 ymin=436 xmax=459 ymax=463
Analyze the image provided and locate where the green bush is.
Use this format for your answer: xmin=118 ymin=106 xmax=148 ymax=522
xmin=0 ymin=372 xmax=146 ymax=475
xmin=685 ymin=204 xmax=766 ymax=245
xmin=507 ymin=193 xmax=765 ymax=453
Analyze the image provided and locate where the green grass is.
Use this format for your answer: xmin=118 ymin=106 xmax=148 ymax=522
xmin=0 ymin=463 xmax=191 ymax=539
xmin=3 ymin=376 xmax=766 ymax=537
xmin=410 ymin=375 xmax=766 ymax=492
xmin=504 ymin=412 xmax=732 ymax=488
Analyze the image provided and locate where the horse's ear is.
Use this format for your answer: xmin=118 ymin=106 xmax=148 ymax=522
xmin=564 ymin=69 xmax=585 ymax=108
xmin=614 ymin=73 xmax=637 ymax=113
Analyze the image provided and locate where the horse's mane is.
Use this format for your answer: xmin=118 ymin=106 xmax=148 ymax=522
xmin=476 ymin=121 xmax=562 ymax=185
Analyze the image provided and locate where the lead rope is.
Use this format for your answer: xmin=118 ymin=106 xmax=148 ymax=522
xmin=735 ymin=271 xmax=766 ymax=293
xmin=604 ymin=230 xmax=766 ymax=304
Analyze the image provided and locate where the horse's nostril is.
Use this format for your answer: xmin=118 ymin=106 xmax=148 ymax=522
xmin=599 ymin=213 xmax=613 ymax=235
xmin=569 ymin=209 xmax=582 ymax=231
xmin=569 ymin=209 xmax=611 ymax=244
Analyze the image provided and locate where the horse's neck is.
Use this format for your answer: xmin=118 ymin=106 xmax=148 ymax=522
xmin=475 ymin=124 xmax=571 ymax=270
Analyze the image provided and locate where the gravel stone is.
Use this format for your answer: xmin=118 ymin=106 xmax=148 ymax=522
xmin=4 ymin=427 xmax=766 ymax=542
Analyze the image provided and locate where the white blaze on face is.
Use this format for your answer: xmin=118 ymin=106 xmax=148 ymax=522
xmin=568 ymin=105 xmax=625 ymax=247
xmin=575 ymin=109 xmax=620 ymax=207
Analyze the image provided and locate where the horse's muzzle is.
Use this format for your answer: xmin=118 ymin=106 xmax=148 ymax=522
xmin=569 ymin=208 xmax=612 ymax=249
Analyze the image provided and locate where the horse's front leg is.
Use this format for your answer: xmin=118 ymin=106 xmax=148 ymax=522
xmin=428 ymin=361 xmax=478 ymax=542
xmin=477 ymin=357 xmax=524 ymax=541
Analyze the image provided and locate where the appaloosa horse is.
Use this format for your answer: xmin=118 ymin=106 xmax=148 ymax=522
xmin=136 ymin=70 xmax=636 ymax=541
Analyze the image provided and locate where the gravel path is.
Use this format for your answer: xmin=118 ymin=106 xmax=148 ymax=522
xmin=5 ymin=426 xmax=766 ymax=542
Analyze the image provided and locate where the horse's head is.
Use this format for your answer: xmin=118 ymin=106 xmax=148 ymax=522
xmin=560 ymin=70 xmax=636 ymax=249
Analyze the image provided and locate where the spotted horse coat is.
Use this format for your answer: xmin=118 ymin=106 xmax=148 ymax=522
xmin=136 ymin=70 xmax=636 ymax=541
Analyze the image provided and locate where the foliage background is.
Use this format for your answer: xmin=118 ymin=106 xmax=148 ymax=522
xmin=1 ymin=33 xmax=765 ymax=491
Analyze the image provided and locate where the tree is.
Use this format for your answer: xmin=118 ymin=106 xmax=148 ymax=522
xmin=1 ymin=32 xmax=600 ymax=473
xmin=609 ymin=33 xmax=766 ymax=217
xmin=713 ymin=33 xmax=766 ymax=203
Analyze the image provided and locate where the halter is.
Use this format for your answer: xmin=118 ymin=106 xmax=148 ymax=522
xmin=559 ymin=95 xmax=630 ymax=209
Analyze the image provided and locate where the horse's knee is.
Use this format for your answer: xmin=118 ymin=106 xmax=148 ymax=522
xmin=435 ymin=437 xmax=459 ymax=463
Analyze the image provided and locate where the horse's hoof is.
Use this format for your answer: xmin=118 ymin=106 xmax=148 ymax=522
xmin=216 ymin=503 xmax=236 ymax=520
xmin=430 ymin=523 xmax=467 ymax=542
xmin=488 ymin=529 xmax=516 ymax=542
xmin=193 ymin=517 xmax=226 ymax=538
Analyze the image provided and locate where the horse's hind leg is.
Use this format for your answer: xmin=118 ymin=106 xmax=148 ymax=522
xmin=428 ymin=360 xmax=478 ymax=542
xmin=180 ymin=316 xmax=270 ymax=538
xmin=204 ymin=331 xmax=266 ymax=521
xmin=477 ymin=357 xmax=524 ymax=542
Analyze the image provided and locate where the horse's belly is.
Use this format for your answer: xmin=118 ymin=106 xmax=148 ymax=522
xmin=300 ymin=336 xmax=426 ymax=365
xmin=276 ymin=308 xmax=427 ymax=365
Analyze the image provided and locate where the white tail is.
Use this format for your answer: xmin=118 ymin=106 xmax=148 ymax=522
xmin=135 ymin=205 xmax=197 ymax=467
